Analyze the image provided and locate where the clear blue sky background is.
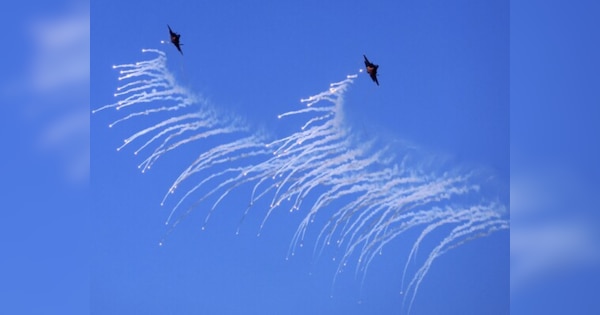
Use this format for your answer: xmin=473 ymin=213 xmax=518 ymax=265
xmin=91 ymin=1 xmax=508 ymax=314
xmin=3 ymin=1 xmax=600 ymax=314
xmin=510 ymin=1 xmax=600 ymax=314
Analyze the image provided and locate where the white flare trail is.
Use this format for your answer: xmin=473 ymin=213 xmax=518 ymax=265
xmin=95 ymin=49 xmax=508 ymax=314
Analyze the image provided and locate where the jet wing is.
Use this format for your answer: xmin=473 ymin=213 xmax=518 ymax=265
xmin=371 ymin=73 xmax=379 ymax=86
xmin=363 ymin=54 xmax=372 ymax=67
xmin=174 ymin=43 xmax=183 ymax=55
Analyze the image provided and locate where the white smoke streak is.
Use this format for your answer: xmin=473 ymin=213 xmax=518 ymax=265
xmin=94 ymin=49 xmax=508 ymax=314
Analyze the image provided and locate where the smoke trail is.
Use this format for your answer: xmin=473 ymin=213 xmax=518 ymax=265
xmin=94 ymin=49 xmax=508 ymax=313
xmin=93 ymin=49 xmax=248 ymax=175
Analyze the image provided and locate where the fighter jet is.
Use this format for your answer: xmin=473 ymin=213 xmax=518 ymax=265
xmin=168 ymin=25 xmax=183 ymax=55
xmin=363 ymin=54 xmax=379 ymax=86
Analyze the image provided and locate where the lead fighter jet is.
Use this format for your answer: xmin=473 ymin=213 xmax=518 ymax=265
xmin=363 ymin=54 xmax=379 ymax=86
xmin=168 ymin=25 xmax=183 ymax=55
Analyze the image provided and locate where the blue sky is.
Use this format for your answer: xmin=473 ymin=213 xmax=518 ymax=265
xmin=510 ymin=1 xmax=600 ymax=314
xmin=91 ymin=1 xmax=508 ymax=314
xmin=6 ymin=1 xmax=600 ymax=314
xmin=0 ymin=2 xmax=89 ymax=314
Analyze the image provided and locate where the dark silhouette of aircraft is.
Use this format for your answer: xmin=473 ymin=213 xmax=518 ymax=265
xmin=363 ymin=55 xmax=379 ymax=86
xmin=168 ymin=25 xmax=183 ymax=55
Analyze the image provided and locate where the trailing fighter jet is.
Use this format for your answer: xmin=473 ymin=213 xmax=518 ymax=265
xmin=363 ymin=54 xmax=379 ymax=86
xmin=168 ymin=25 xmax=183 ymax=55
